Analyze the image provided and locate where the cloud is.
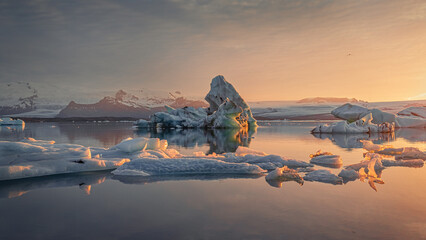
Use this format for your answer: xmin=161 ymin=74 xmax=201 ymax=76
xmin=0 ymin=0 xmax=426 ymax=101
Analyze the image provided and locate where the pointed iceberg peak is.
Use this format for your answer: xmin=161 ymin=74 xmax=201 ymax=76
xmin=205 ymin=75 xmax=248 ymax=113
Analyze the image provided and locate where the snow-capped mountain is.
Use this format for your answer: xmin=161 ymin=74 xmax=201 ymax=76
xmin=0 ymin=82 xmax=207 ymax=118
xmin=57 ymin=89 xmax=208 ymax=118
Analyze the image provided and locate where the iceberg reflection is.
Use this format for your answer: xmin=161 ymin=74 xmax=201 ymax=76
xmin=136 ymin=128 xmax=255 ymax=154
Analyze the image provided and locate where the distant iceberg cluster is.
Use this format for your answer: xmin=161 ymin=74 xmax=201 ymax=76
xmin=135 ymin=75 xmax=257 ymax=130
xmin=312 ymin=103 xmax=425 ymax=133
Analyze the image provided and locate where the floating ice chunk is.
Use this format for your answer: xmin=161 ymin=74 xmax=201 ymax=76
xmin=220 ymin=147 xmax=313 ymax=170
xmin=381 ymin=159 xmax=424 ymax=168
xmin=112 ymin=158 xmax=266 ymax=176
xmin=395 ymin=147 xmax=426 ymax=160
xmin=304 ymin=170 xmax=343 ymax=185
xmin=312 ymin=113 xmax=394 ymax=133
xmin=111 ymin=137 xmax=163 ymax=153
xmin=331 ymin=104 xmax=370 ymax=122
xmin=0 ymin=139 xmax=129 ymax=181
xmin=346 ymin=153 xmax=384 ymax=172
xmin=309 ymin=150 xmax=342 ymax=168
xmin=338 ymin=169 xmax=359 ymax=182
xmin=397 ymin=107 xmax=426 ymax=119
xmin=0 ymin=118 xmax=25 ymax=126
xmin=265 ymin=166 xmax=303 ymax=187
xmin=134 ymin=119 xmax=150 ymax=128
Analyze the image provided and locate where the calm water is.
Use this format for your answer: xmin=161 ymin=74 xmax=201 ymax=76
xmin=0 ymin=121 xmax=425 ymax=240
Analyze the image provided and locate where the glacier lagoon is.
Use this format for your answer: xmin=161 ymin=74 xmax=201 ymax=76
xmin=0 ymin=121 xmax=425 ymax=240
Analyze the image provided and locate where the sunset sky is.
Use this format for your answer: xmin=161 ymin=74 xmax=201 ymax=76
xmin=1 ymin=0 xmax=425 ymax=102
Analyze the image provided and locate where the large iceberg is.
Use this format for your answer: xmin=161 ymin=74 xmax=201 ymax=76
xmin=330 ymin=104 xmax=425 ymax=128
xmin=137 ymin=75 xmax=257 ymax=130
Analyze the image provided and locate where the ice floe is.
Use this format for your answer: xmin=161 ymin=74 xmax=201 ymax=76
xmin=136 ymin=75 xmax=257 ymax=130
xmin=0 ymin=138 xmax=129 ymax=181
xmin=112 ymin=158 xmax=265 ymax=176
xmin=309 ymin=150 xmax=342 ymax=168
xmin=312 ymin=113 xmax=395 ymax=133
xmin=265 ymin=166 xmax=303 ymax=187
xmin=303 ymin=170 xmax=343 ymax=185
xmin=381 ymin=159 xmax=424 ymax=168
xmin=0 ymin=118 xmax=25 ymax=126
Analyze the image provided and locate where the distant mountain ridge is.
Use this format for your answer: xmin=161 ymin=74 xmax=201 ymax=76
xmin=297 ymin=97 xmax=367 ymax=104
xmin=57 ymin=89 xmax=208 ymax=118
xmin=0 ymin=82 xmax=207 ymax=118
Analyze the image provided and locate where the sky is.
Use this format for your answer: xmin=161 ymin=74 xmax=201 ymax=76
xmin=0 ymin=0 xmax=425 ymax=102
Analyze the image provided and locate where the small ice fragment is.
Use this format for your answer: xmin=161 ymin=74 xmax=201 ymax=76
xmin=304 ymin=170 xmax=343 ymax=185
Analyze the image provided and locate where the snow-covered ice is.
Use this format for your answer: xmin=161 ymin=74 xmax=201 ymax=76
xmin=331 ymin=103 xmax=370 ymax=122
xmin=312 ymin=113 xmax=395 ymax=133
xmin=112 ymin=158 xmax=265 ymax=176
xmin=303 ymin=170 xmax=343 ymax=185
xmin=338 ymin=169 xmax=360 ymax=182
xmin=330 ymin=103 xmax=426 ymax=128
xmin=0 ymin=118 xmax=25 ymax=126
xmin=397 ymin=106 xmax=426 ymax=119
xmin=0 ymin=138 xmax=129 ymax=181
xmin=381 ymin=159 xmax=424 ymax=168
xmin=309 ymin=150 xmax=342 ymax=168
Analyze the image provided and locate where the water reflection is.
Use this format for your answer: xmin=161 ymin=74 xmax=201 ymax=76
xmin=112 ymin=174 xmax=262 ymax=185
xmin=312 ymin=132 xmax=395 ymax=149
xmin=135 ymin=128 xmax=255 ymax=154
xmin=0 ymin=171 xmax=111 ymax=199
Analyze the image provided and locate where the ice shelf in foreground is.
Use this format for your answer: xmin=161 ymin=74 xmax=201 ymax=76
xmin=312 ymin=113 xmax=395 ymax=133
xmin=0 ymin=138 xmax=129 ymax=181
xmin=136 ymin=75 xmax=257 ymax=129
xmin=309 ymin=150 xmax=342 ymax=168
xmin=0 ymin=117 xmax=25 ymax=126
xmin=330 ymin=104 xmax=426 ymax=128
